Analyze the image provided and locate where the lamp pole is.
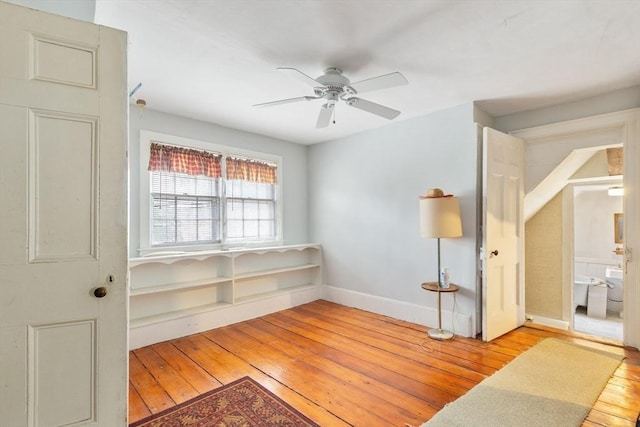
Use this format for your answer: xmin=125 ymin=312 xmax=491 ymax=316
xmin=436 ymin=237 xmax=442 ymax=332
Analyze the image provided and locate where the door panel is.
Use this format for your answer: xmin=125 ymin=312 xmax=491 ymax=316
xmin=30 ymin=110 xmax=98 ymax=262
xmin=30 ymin=320 xmax=96 ymax=426
xmin=32 ymin=37 xmax=97 ymax=88
xmin=0 ymin=3 xmax=128 ymax=426
xmin=482 ymin=127 xmax=525 ymax=342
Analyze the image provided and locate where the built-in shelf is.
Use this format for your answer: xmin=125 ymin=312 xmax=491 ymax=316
xmin=233 ymin=283 xmax=316 ymax=305
xmin=129 ymin=301 xmax=233 ymax=328
xmin=128 ymin=244 xmax=321 ymax=348
xmin=234 ymin=263 xmax=320 ymax=281
xmin=130 ymin=277 xmax=233 ymax=296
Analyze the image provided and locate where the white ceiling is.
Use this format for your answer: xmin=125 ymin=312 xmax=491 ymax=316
xmin=94 ymin=0 xmax=640 ymax=145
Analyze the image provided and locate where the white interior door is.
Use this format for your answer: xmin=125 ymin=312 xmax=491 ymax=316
xmin=482 ymin=127 xmax=525 ymax=341
xmin=0 ymin=3 xmax=128 ymax=426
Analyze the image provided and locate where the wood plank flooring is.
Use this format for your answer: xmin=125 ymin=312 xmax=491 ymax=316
xmin=129 ymin=300 xmax=640 ymax=426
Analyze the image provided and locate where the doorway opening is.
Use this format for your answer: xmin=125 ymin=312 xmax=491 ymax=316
xmin=513 ymin=109 xmax=639 ymax=348
xmin=572 ymin=182 xmax=623 ymax=341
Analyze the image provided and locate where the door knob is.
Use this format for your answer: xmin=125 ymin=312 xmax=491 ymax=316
xmin=94 ymin=287 xmax=108 ymax=298
xmin=490 ymin=250 xmax=499 ymax=257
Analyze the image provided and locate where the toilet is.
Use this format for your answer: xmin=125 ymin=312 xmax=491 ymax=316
xmin=605 ymin=266 xmax=624 ymax=316
xmin=573 ymin=275 xmax=605 ymax=313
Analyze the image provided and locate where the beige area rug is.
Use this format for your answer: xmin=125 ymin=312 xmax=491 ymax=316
xmin=423 ymin=338 xmax=623 ymax=427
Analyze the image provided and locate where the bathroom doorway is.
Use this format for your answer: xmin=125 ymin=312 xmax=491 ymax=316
xmin=514 ymin=108 xmax=639 ymax=348
xmin=572 ymin=182 xmax=623 ymax=341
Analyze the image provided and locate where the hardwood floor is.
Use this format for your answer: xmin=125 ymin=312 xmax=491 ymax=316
xmin=129 ymin=300 xmax=640 ymax=426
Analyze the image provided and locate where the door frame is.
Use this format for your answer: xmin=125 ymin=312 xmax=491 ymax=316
xmin=510 ymin=108 xmax=640 ymax=348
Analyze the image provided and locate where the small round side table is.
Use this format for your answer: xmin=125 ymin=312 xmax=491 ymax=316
xmin=421 ymin=282 xmax=459 ymax=340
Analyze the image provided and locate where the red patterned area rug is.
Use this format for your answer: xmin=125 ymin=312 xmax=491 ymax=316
xmin=130 ymin=376 xmax=319 ymax=427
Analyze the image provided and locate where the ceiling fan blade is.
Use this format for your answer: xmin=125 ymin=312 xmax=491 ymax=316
xmin=277 ymin=67 xmax=321 ymax=88
xmin=349 ymin=72 xmax=408 ymax=94
xmin=346 ymin=97 xmax=400 ymax=120
xmin=316 ymin=103 xmax=334 ymax=128
xmin=253 ymin=96 xmax=318 ymax=108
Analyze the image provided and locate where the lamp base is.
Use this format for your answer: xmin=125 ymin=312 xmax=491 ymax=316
xmin=428 ymin=328 xmax=454 ymax=341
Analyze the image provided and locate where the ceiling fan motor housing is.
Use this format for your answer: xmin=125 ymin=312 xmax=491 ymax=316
xmin=315 ymin=68 xmax=356 ymax=98
xmin=316 ymin=68 xmax=350 ymax=86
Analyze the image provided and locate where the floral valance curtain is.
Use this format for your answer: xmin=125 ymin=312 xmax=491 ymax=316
xmin=148 ymin=142 xmax=221 ymax=178
xmin=226 ymin=157 xmax=277 ymax=184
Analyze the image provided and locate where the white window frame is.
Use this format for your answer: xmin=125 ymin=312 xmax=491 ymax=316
xmin=138 ymin=130 xmax=283 ymax=255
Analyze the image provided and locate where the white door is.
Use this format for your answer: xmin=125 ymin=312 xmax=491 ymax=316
xmin=0 ymin=3 xmax=128 ymax=426
xmin=482 ymin=127 xmax=525 ymax=341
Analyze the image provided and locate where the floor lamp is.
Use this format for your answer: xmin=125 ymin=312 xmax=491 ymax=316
xmin=419 ymin=188 xmax=462 ymax=340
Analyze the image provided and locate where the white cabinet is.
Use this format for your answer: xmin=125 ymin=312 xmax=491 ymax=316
xmin=128 ymin=244 xmax=321 ymax=348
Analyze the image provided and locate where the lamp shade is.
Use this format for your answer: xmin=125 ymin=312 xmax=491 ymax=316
xmin=419 ymin=196 xmax=462 ymax=238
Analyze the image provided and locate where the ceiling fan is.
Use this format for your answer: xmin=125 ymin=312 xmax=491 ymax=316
xmin=254 ymin=67 xmax=408 ymax=128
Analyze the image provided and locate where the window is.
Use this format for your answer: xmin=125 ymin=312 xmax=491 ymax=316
xmin=226 ymin=157 xmax=277 ymax=240
xmin=151 ymin=171 xmax=221 ymax=245
xmin=141 ymin=134 xmax=281 ymax=250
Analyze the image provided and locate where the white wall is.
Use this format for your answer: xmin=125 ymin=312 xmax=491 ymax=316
xmin=3 ymin=0 xmax=95 ymax=22
xmin=129 ymin=108 xmax=309 ymax=256
xmin=309 ymin=103 xmax=478 ymax=336
xmin=574 ymin=186 xmax=623 ymax=274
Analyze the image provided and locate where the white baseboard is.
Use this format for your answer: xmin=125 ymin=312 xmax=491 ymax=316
xmin=320 ymin=285 xmax=474 ymax=338
xmin=129 ymin=286 xmax=320 ymax=349
xmin=525 ymin=313 xmax=570 ymax=330
xmin=128 ymin=284 xmax=476 ymax=349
